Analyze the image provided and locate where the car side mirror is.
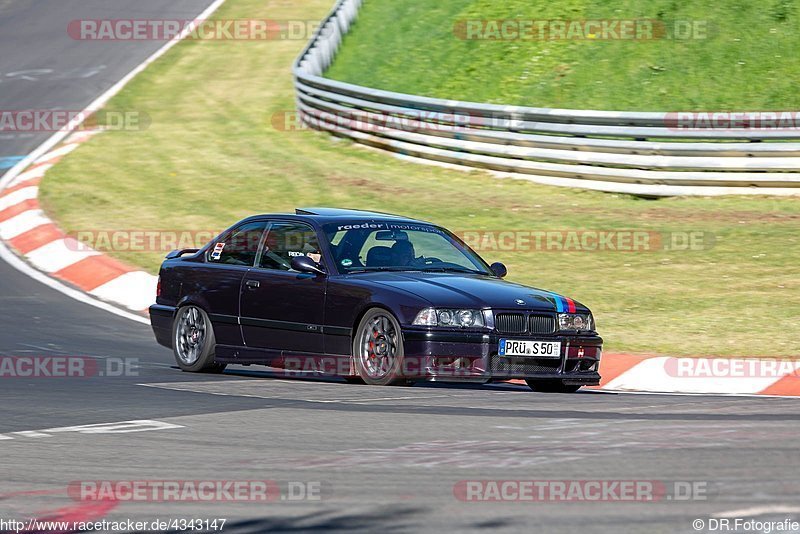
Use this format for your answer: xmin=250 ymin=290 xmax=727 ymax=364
xmin=291 ymin=255 xmax=326 ymax=276
xmin=490 ymin=262 xmax=507 ymax=278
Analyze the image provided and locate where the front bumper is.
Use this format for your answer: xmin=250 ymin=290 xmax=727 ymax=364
xmin=401 ymin=328 xmax=602 ymax=384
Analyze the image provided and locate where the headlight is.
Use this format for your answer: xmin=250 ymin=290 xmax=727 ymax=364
xmin=558 ymin=313 xmax=593 ymax=332
xmin=413 ymin=308 xmax=485 ymax=328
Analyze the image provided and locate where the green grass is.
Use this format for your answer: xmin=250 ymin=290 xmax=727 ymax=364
xmin=39 ymin=0 xmax=800 ymax=357
xmin=326 ymin=0 xmax=800 ymax=110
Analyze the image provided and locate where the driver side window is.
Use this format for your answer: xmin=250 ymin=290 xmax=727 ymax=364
xmin=258 ymin=222 xmax=321 ymax=271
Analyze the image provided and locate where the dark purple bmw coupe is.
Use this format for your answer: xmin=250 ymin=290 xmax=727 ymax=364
xmin=149 ymin=208 xmax=602 ymax=392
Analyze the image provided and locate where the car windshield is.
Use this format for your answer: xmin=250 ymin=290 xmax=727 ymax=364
xmin=322 ymin=221 xmax=492 ymax=275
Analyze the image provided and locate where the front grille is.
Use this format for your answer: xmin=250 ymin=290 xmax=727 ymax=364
xmin=494 ymin=312 xmax=556 ymax=335
xmin=491 ymin=355 xmax=561 ymax=377
xmin=529 ymin=314 xmax=556 ymax=335
xmin=495 ymin=313 xmax=526 ymax=334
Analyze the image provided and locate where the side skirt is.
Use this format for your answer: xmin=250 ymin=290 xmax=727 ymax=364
xmin=214 ymin=345 xmax=355 ymax=377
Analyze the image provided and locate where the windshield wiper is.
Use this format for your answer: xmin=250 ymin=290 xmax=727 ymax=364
xmin=347 ymin=266 xmax=488 ymax=275
xmin=420 ymin=266 xmax=487 ymax=275
xmin=346 ymin=266 xmax=417 ymax=273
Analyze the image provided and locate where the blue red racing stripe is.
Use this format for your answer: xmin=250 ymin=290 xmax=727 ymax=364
xmin=547 ymin=292 xmax=577 ymax=313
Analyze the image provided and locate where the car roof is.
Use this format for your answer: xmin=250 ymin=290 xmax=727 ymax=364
xmin=295 ymin=207 xmax=423 ymax=220
xmin=241 ymin=207 xmax=432 ymax=226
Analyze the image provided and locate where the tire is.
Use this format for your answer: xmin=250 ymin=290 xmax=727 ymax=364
xmin=353 ymin=308 xmax=408 ymax=386
xmin=525 ymin=379 xmax=582 ymax=393
xmin=172 ymin=305 xmax=226 ymax=373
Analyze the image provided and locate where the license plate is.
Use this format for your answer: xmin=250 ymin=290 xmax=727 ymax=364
xmin=499 ymin=339 xmax=561 ymax=358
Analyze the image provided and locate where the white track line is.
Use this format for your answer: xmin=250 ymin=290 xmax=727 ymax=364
xmin=10 ymin=431 xmax=52 ymax=438
xmin=588 ymin=388 xmax=794 ymax=399
xmin=713 ymin=505 xmax=800 ymax=518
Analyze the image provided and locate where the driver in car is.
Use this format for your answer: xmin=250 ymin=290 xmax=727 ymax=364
xmin=391 ymin=240 xmax=419 ymax=267
xmin=303 ymin=242 xmax=323 ymax=264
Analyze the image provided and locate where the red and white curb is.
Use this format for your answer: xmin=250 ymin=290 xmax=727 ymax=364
xmin=590 ymin=353 xmax=800 ymax=396
xmin=0 ymin=131 xmax=158 ymax=315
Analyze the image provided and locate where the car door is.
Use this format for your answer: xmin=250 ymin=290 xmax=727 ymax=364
xmin=188 ymin=220 xmax=268 ymax=346
xmin=240 ymin=220 xmax=326 ymax=355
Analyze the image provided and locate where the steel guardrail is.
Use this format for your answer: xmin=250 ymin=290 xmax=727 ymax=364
xmin=293 ymin=0 xmax=800 ymax=196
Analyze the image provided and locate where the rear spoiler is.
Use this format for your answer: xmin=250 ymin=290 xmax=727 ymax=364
xmin=165 ymin=248 xmax=200 ymax=259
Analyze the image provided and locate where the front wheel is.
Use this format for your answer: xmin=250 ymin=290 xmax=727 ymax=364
xmin=525 ymin=379 xmax=582 ymax=393
xmin=353 ymin=309 xmax=408 ymax=386
xmin=172 ymin=305 xmax=226 ymax=373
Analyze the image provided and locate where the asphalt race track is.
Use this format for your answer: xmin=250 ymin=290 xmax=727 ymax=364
xmin=2 ymin=2 xmax=800 ymax=533
xmin=0 ymin=0 xmax=208 ymax=162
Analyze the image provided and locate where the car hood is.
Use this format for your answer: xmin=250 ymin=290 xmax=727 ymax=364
xmin=358 ymin=272 xmax=588 ymax=313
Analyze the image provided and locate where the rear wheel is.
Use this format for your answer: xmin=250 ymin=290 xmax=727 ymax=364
xmin=353 ymin=309 xmax=407 ymax=386
xmin=172 ymin=305 xmax=226 ymax=373
xmin=525 ymin=379 xmax=582 ymax=393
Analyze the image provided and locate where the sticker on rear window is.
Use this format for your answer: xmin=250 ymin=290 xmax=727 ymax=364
xmin=341 ymin=258 xmax=353 ymax=267
xmin=211 ymin=242 xmax=225 ymax=260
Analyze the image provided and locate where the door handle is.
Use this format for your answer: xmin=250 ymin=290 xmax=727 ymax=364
xmin=245 ymin=280 xmax=260 ymax=289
